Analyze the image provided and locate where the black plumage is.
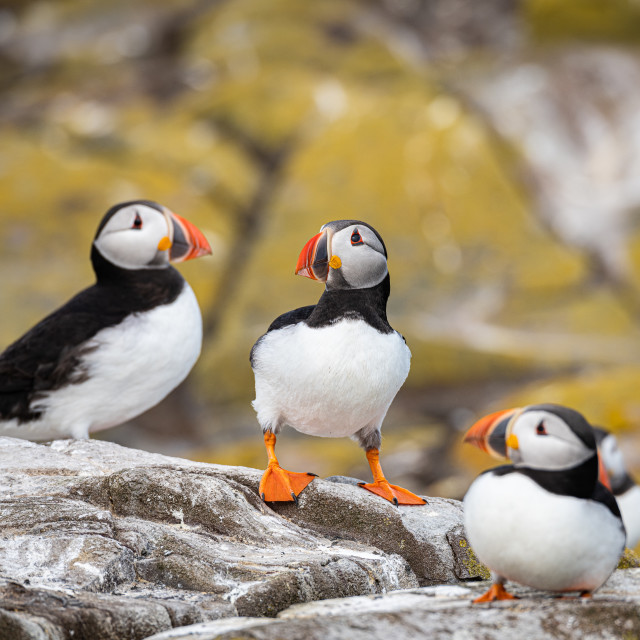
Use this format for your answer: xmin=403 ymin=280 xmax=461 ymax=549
xmin=0 ymin=246 xmax=184 ymax=423
xmin=487 ymin=455 xmax=621 ymax=518
xmin=304 ymin=275 xmax=393 ymax=333
xmin=249 ymin=276 xmax=393 ymax=369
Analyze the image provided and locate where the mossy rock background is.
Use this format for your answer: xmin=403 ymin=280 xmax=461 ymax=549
xmin=2 ymin=0 xmax=640 ymax=541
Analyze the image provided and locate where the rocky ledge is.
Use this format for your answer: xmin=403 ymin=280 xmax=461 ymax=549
xmin=0 ymin=436 xmax=638 ymax=640
xmin=145 ymin=571 xmax=640 ymax=640
xmin=0 ymin=436 xmax=481 ymax=639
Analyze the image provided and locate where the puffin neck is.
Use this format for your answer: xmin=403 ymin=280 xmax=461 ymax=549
xmin=305 ymin=274 xmax=393 ymax=333
xmin=515 ymin=452 xmax=600 ymax=499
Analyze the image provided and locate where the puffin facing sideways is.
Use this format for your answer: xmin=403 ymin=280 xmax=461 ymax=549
xmin=593 ymin=426 xmax=640 ymax=549
xmin=463 ymin=404 xmax=625 ymax=602
xmin=250 ymin=220 xmax=425 ymax=506
xmin=0 ymin=200 xmax=211 ymax=441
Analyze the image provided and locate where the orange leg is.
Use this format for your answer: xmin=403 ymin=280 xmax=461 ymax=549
xmin=258 ymin=432 xmax=316 ymax=503
xmin=473 ymin=582 xmax=519 ymax=603
xmin=358 ymin=448 xmax=426 ymax=506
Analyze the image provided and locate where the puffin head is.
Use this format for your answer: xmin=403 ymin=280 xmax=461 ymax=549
xmin=295 ymin=220 xmax=388 ymax=291
xmin=593 ymin=427 xmax=631 ymax=490
xmin=93 ymin=200 xmax=211 ymax=270
xmin=465 ymin=403 xmax=598 ymax=471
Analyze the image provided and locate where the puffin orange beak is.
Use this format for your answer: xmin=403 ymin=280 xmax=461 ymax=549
xmin=463 ymin=408 xmax=522 ymax=459
xmin=295 ymin=228 xmax=331 ymax=282
xmin=168 ymin=211 xmax=212 ymax=263
xmin=597 ymin=453 xmax=612 ymax=491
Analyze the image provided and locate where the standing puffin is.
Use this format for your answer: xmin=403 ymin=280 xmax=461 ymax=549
xmin=593 ymin=427 xmax=640 ymax=549
xmin=250 ymin=220 xmax=425 ymax=505
xmin=0 ymin=200 xmax=211 ymax=441
xmin=463 ymin=404 xmax=625 ymax=602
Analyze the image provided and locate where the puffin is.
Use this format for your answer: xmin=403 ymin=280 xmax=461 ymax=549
xmin=0 ymin=200 xmax=211 ymax=441
xmin=463 ymin=403 xmax=625 ymax=602
xmin=593 ymin=426 xmax=640 ymax=549
xmin=250 ymin=220 xmax=425 ymax=505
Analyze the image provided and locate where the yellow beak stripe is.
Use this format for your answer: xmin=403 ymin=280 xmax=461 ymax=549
xmin=506 ymin=433 xmax=519 ymax=450
xmin=157 ymin=236 xmax=172 ymax=251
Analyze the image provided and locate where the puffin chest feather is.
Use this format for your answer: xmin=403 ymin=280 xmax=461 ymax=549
xmin=254 ymin=318 xmax=410 ymax=437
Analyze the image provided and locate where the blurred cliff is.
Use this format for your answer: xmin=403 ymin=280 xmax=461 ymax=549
xmin=3 ymin=0 xmax=640 ymax=503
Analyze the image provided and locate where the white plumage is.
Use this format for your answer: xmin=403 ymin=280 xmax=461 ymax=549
xmin=2 ymin=283 xmax=202 ymax=441
xmin=252 ymin=318 xmax=411 ymax=439
xmin=617 ymin=485 xmax=640 ymax=549
xmin=464 ymin=470 xmax=625 ymax=592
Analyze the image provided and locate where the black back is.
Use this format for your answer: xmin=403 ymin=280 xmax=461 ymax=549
xmin=487 ymin=454 xmax=622 ymax=518
xmin=0 ymin=247 xmax=184 ymax=423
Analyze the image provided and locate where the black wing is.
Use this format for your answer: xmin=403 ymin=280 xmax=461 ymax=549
xmin=249 ymin=305 xmax=316 ymax=369
xmin=0 ymin=266 xmax=185 ymax=423
xmin=266 ymin=305 xmax=316 ymax=331
xmin=0 ymin=284 xmax=131 ymax=422
xmin=592 ymin=482 xmax=623 ymax=519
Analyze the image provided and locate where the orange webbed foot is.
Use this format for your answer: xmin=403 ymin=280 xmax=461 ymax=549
xmin=358 ymin=480 xmax=426 ymax=506
xmin=360 ymin=448 xmax=426 ymax=505
xmin=473 ymin=583 xmax=519 ymax=604
xmin=259 ymin=464 xmax=317 ymax=503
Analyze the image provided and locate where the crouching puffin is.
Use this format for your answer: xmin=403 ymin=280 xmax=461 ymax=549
xmin=593 ymin=427 xmax=640 ymax=549
xmin=463 ymin=404 xmax=625 ymax=602
xmin=0 ymin=200 xmax=211 ymax=440
xmin=250 ymin=220 xmax=425 ymax=505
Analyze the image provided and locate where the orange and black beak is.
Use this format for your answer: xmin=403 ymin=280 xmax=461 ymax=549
xmin=295 ymin=228 xmax=331 ymax=282
xmin=168 ymin=211 xmax=212 ymax=263
xmin=463 ymin=408 xmax=523 ymax=460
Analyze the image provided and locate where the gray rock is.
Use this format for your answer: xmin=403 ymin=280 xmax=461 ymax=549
xmin=0 ymin=579 xmax=173 ymax=640
xmin=0 ymin=436 xmax=473 ymax=638
xmin=264 ymin=480 xmax=479 ymax=584
xmin=146 ymin=571 xmax=640 ymax=640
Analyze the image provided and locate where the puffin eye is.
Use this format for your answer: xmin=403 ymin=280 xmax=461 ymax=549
xmin=132 ymin=213 xmax=143 ymax=230
xmin=351 ymin=229 xmax=363 ymax=246
xmin=536 ymin=422 xmax=548 ymax=436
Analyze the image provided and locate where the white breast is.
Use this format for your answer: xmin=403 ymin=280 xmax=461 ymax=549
xmin=463 ymin=471 xmax=625 ymax=592
xmin=617 ymin=484 xmax=640 ymax=549
xmin=252 ymin=318 xmax=411 ymax=438
xmin=2 ymin=284 xmax=202 ymax=440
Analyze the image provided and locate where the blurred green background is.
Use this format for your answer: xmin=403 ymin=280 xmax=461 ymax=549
xmin=3 ymin=0 xmax=640 ymax=508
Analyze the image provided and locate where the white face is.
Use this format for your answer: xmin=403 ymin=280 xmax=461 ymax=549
xmin=94 ymin=203 xmax=172 ymax=270
xmin=599 ymin=433 xmax=627 ymax=482
xmin=509 ymin=409 xmax=594 ymax=470
xmin=325 ymin=223 xmax=388 ymax=290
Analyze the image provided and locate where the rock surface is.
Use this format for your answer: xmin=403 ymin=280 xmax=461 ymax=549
xmin=2 ymin=437 xmax=640 ymax=639
xmin=146 ymin=571 xmax=640 ymax=640
xmin=0 ymin=437 xmax=480 ymax=639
